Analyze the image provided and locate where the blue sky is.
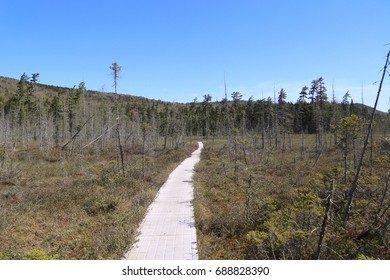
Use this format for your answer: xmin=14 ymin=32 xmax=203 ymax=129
xmin=1 ymin=0 xmax=389 ymax=111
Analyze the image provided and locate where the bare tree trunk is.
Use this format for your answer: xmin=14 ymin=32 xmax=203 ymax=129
xmin=164 ymin=126 xmax=168 ymax=150
xmin=245 ymin=175 xmax=253 ymax=220
xmin=316 ymin=179 xmax=335 ymax=259
xmin=62 ymin=115 xmax=94 ymax=150
xmin=141 ymin=123 xmax=150 ymax=179
xmin=261 ymin=126 xmax=265 ymax=150
xmin=370 ymin=127 xmax=374 ymax=176
xmin=233 ymin=129 xmax=239 ymax=179
xmin=81 ymin=123 xmax=116 ymax=150
xmin=344 ymin=138 xmax=348 ymax=184
xmin=116 ymin=118 xmax=125 ymax=177
xmin=110 ymin=62 xmax=125 ymax=177
xmin=343 ymin=49 xmax=390 ymax=225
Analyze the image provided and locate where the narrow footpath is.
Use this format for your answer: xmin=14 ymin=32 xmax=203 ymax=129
xmin=124 ymin=142 xmax=203 ymax=260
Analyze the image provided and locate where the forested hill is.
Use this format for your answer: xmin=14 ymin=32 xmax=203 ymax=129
xmin=0 ymin=75 xmax=154 ymax=104
xmin=0 ymin=74 xmax=181 ymax=152
xmin=0 ymin=74 xmax=389 ymax=153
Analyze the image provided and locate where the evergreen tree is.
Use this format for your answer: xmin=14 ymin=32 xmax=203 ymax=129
xmin=299 ymin=86 xmax=308 ymax=103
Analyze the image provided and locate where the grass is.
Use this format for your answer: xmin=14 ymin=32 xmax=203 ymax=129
xmin=0 ymin=142 xmax=197 ymax=259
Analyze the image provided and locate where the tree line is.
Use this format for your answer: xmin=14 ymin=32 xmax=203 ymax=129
xmin=1 ymin=74 xmax=389 ymax=151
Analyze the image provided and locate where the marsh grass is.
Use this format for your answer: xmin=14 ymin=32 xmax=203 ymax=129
xmin=194 ymin=134 xmax=390 ymax=259
xmin=0 ymin=143 xmax=197 ymax=259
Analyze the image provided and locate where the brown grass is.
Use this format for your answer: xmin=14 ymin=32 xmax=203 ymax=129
xmin=0 ymin=142 xmax=197 ymax=259
xmin=193 ymin=134 xmax=390 ymax=260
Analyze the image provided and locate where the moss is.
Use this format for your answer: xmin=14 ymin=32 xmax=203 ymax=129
xmin=23 ymin=248 xmax=56 ymax=260
xmin=356 ymin=254 xmax=380 ymax=260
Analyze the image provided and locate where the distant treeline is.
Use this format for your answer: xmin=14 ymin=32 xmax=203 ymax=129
xmin=0 ymin=75 xmax=389 ymax=153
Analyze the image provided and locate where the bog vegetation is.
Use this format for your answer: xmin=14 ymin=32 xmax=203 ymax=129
xmin=192 ymin=57 xmax=390 ymax=259
xmin=0 ymin=72 xmax=198 ymax=259
xmin=0 ymin=55 xmax=389 ymax=259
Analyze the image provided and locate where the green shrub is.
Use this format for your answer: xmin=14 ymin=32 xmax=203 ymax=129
xmin=83 ymin=195 xmax=120 ymax=216
xmin=23 ymin=248 xmax=55 ymax=260
xmin=356 ymin=254 xmax=380 ymax=260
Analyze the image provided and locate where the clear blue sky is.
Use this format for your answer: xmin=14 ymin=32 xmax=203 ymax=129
xmin=1 ymin=0 xmax=389 ymax=111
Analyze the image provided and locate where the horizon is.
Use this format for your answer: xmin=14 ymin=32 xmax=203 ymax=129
xmin=1 ymin=73 xmax=389 ymax=114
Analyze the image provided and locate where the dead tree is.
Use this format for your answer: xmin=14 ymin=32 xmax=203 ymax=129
xmin=343 ymin=49 xmax=390 ymax=225
xmin=110 ymin=62 xmax=125 ymax=177
xmin=316 ymin=179 xmax=335 ymax=259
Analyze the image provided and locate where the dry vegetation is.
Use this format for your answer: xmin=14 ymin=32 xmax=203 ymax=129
xmin=0 ymin=142 xmax=197 ymax=259
xmin=1 ymin=68 xmax=389 ymax=260
xmin=194 ymin=134 xmax=390 ymax=260
xmin=0 ymin=73 xmax=202 ymax=259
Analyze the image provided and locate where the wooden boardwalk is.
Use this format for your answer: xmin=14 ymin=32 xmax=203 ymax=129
xmin=124 ymin=142 xmax=203 ymax=260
